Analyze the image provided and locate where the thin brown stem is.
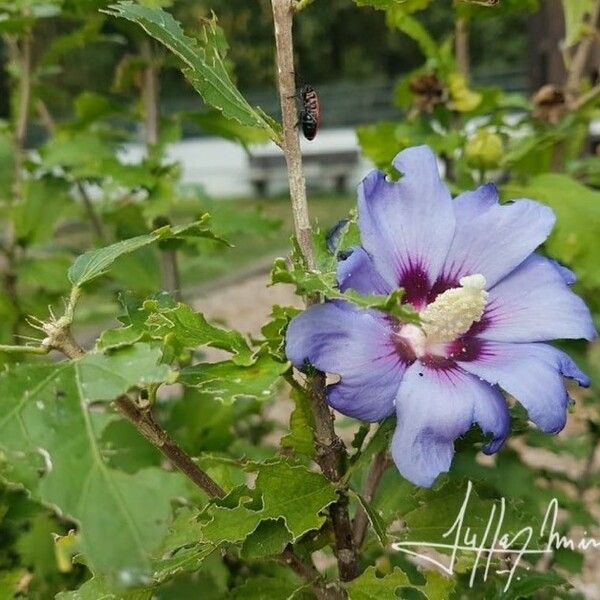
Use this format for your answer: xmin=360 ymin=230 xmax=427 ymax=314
xmin=141 ymin=39 xmax=160 ymax=147
xmin=271 ymin=0 xmax=314 ymax=270
xmin=36 ymin=100 xmax=107 ymax=243
xmin=455 ymin=17 xmax=470 ymax=80
xmin=352 ymin=451 xmax=390 ymax=549
xmin=47 ymin=306 xmax=334 ymax=598
xmin=565 ymin=0 xmax=600 ymax=104
xmin=271 ymin=0 xmax=359 ymax=583
xmin=2 ymin=35 xmax=32 ymax=342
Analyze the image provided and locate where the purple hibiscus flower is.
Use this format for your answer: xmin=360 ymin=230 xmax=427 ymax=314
xmin=285 ymin=145 xmax=596 ymax=487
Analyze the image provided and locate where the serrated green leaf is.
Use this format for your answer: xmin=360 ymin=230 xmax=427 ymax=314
xmin=151 ymin=506 xmax=216 ymax=583
xmin=142 ymin=295 xmax=254 ymax=366
xmin=55 ymin=575 xmax=153 ymax=600
xmin=240 ymin=518 xmax=292 ymax=560
xmin=103 ymin=2 xmax=281 ymax=142
xmin=179 ymin=353 xmax=287 ymax=404
xmin=280 ymin=387 xmax=315 ymax=459
xmin=0 ymin=359 xmax=185 ymax=576
xmin=347 ymin=566 xmax=410 ymax=599
xmin=202 ymin=462 xmax=337 ymax=544
xmin=348 ymin=566 xmax=454 ymax=600
xmin=231 ymin=574 xmax=310 ymax=600
xmin=68 ymin=218 xmax=223 ymax=286
xmin=76 ymin=343 xmax=173 ymax=402
xmin=271 ymin=255 xmax=418 ymax=323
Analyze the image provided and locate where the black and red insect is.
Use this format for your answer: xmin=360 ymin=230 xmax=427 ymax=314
xmin=298 ymin=84 xmax=321 ymax=141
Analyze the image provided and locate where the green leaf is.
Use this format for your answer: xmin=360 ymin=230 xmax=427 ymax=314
xmin=151 ymin=506 xmax=216 ymax=583
xmin=0 ymin=356 xmax=185 ymax=576
xmin=347 ymin=566 xmax=454 ymax=600
xmin=142 ymin=295 xmax=254 ymax=366
xmin=202 ymin=462 xmax=338 ymax=544
xmin=179 ymin=353 xmax=287 ymax=404
xmin=385 ymin=11 xmax=438 ymax=59
xmin=76 ymin=343 xmax=174 ymax=402
xmin=271 ymin=254 xmax=418 ymax=323
xmin=563 ymin=0 xmax=595 ymax=46
xmin=68 ymin=218 xmax=223 ymax=287
xmin=280 ymin=387 xmax=315 ymax=459
xmin=184 ymin=110 xmax=271 ymax=146
xmin=503 ymin=174 xmax=600 ymax=291
xmin=56 ymin=576 xmax=153 ymax=600
xmin=353 ymin=0 xmax=431 ymax=11
xmin=103 ymin=2 xmax=281 ymax=142
xmin=347 ymin=566 xmax=410 ymax=599
xmin=240 ymin=518 xmax=292 ymax=560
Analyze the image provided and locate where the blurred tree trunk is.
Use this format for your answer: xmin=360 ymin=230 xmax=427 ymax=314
xmin=528 ymin=0 xmax=566 ymax=90
xmin=529 ymin=0 xmax=600 ymax=91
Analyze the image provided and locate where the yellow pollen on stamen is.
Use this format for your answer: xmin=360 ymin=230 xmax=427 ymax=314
xmin=420 ymin=274 xmax=488 ymax=343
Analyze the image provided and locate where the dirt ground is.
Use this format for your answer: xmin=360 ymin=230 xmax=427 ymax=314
xmin=194 ymin=270 xmax=600 ymax=598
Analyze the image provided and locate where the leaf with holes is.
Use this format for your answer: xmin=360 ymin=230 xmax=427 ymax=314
xmin=0 ymin=350 xmax=185 ymax=577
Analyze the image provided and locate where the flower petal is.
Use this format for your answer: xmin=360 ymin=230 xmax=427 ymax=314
xmin=453 ymin=183 xmax=499 ymax=220
xmin=479 ymin=254 xmax=596 ymax=342
xmin=358 ymin=146 xmax=455 ymax=306
xmin=337 ymin=246 xmax=393 ymax=295
xmin=285 ymin=301 xmax=403 ymax=421
xmin=391 ymin=362 xmax=509 ymax=487
xmin=456 ymin=341 xmax=589 ymax=433
xmin=441 ymin=190 xmax=556 ymax=288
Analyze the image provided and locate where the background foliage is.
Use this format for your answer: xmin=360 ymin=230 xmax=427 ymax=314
xmin=0 ymin=0 xmax=599 ymax=598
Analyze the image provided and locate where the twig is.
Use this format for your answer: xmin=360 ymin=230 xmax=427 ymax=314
xmin=352 ymin=451 xmax=389 ymax=549
xmin=271 ymin=0 xmax=359 ymax=582
xmin=565 ymin=0 xmax=600 ymax=105
xmin=0 ymin=344 xmax=49 ymax=355
xmin=455 ymin=18 xmax=470 ymax=79
xmin=271 ymin=0 xmax=315 ymax=270
xmin=2 ymin=35 xmax=32 ymax=341
xmin=141 ymin=39 xmax=160 ymax=147
xmin=42 ymin=293 xmax=335 ymax=599
xmin=570 ymin=82 xmax=600 ymax=111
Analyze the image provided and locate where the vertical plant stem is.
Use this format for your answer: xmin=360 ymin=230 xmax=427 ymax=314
xmin=36 ymin=100 xmax=107 ymax=243
xmin=353 ymin=450 xmax=389 ymax=548
xmin=2 ymin=35 xmax=32 ymax=341
xmin=141 ymin=39 xmax=160 ymax=147
xmin=141 ymin=39 xmax=182 ymax=301
xmin=271 ymin=0 xmax=359 ymax=583
xmin=455 ymin=17 xmax=470 ymax=80
xmin=271 ymin=0 xmax=314 ymax=270
xmin=565 ymin=0 xmax=600 ymax=105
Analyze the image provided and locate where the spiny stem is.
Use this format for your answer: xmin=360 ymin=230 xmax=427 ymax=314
xmin=271 ymin=0 xmax=359 ymax=583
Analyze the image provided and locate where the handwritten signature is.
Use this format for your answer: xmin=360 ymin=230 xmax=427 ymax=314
xmin=391 ymin=480 xmax=600 ymax=591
